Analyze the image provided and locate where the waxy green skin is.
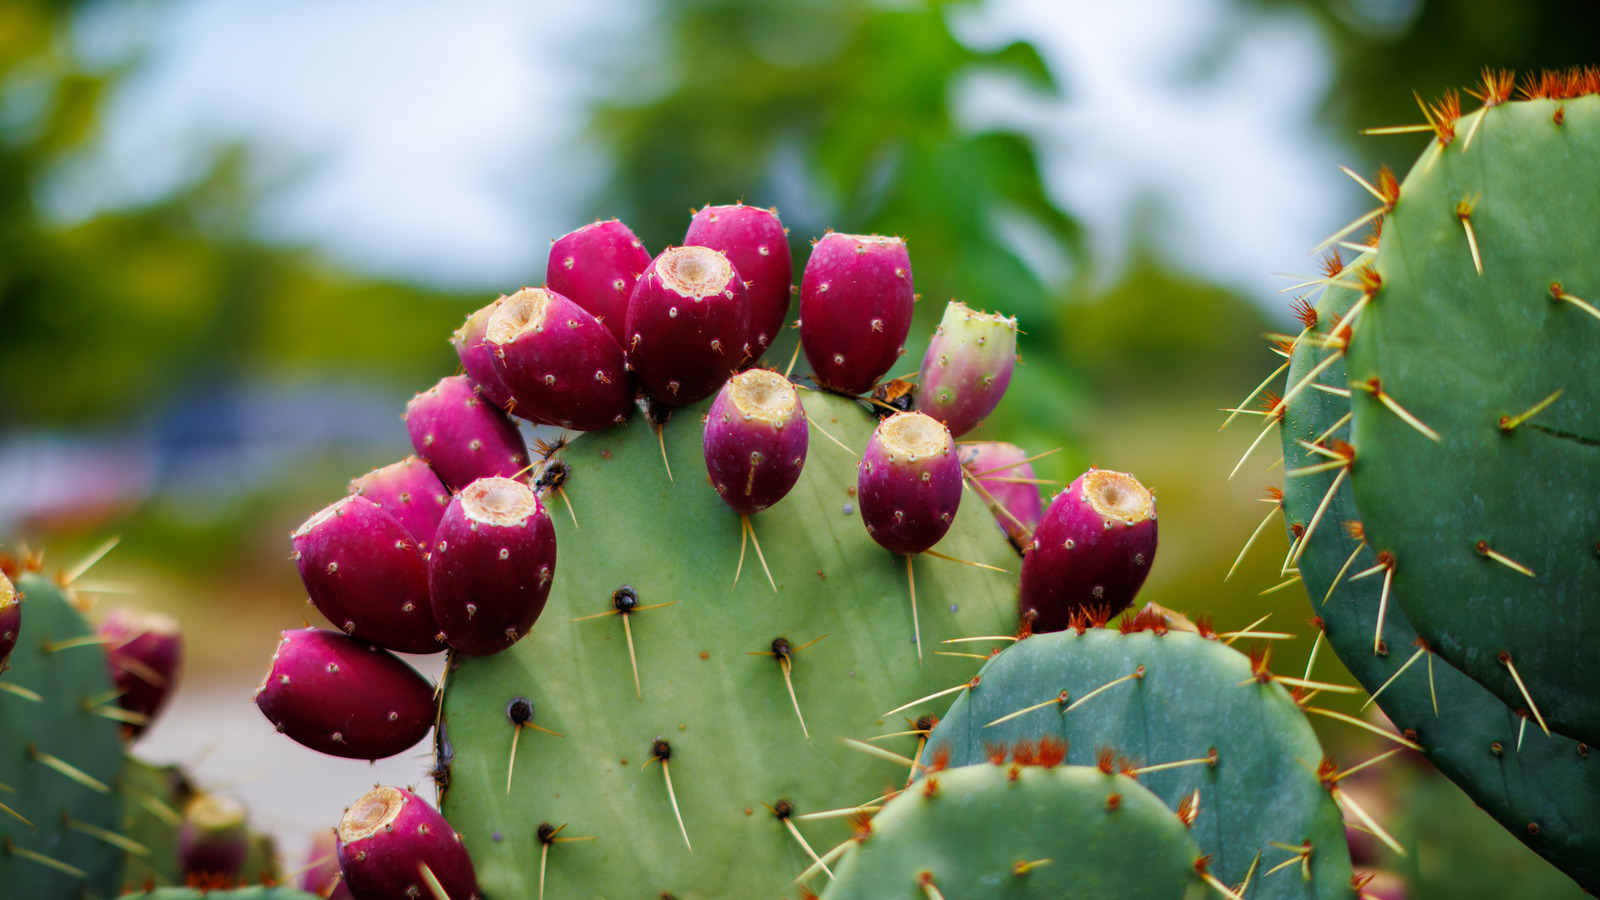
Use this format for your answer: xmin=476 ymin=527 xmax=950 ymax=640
xmin=917 ymin=628 xmax=1354 ymax=900
xmin=823 ymin=763 xmax=1209 ymax=900
xmin=0 ymin=575 xmax=126 ymax=900
xmin=439 ymin=391 xmax=1016 ymax=899
xmin=1279 ymin=270 xmax=1600 ymax=892
xmin=1340 ymin=97 xmax=1600 ymax=745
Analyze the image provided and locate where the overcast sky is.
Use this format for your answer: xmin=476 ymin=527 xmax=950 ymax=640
xmin=59 ymin=0 xmax=1360 ymax=302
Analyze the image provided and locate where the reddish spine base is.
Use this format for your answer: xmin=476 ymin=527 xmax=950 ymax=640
xmin=685 ymin=203 xmax=793 ymax=361
xmin=451 ymin=298 xmax=516 ymax=412
xmin=97 ymin=607 xmax=183 ymax=737
xmin=348 ymin=455 xmax=452 ymax=547
xmin=293 ymin=495 xmax=440 ymax=655
xmin=405 ymin=374 xmax=530 ymax=491
xmin=253 ymin=628 xmax=437 ymax=760
xmin=337 ymin=786 xmax=481 ymax=900
xmin=799 ymin=233 xmax=914 ymax=395
xmin=178 ymin=797 xmax=249 ymax=883
xmin=960 ymin=441 xmax=1043 ymax=545
xmin=857 ymin=412 xmax=962 ymax=557
xmin=1019 ymin=469 xmax=1157 ymax=632
xmin=625 ymin=246 xmax=751 ymax=405
xmin=428 ymin=478 xmax=557 ymax=657
xmin=703 ymin=371 xmax=809 ymax=514
xmin=547 ymin=219 xmax=653 ymax=347
xmin=0 ymin=575 xmax=19 ymax=674
xmin=485 ymin=287 xmax=634 ymax=432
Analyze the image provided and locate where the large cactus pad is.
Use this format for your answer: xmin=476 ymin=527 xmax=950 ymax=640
xmin=439 ymin=391 xmax=1018 ymax=898
xmin=1341 ymin=93 xmax=1600 ymax=744
xmin=917 ymin=627 xmax=1353 ymax=900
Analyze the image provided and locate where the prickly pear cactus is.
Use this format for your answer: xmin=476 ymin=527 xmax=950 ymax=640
xmin=439 ymin=391 xmax=1017 ymax=898
xmin=1278 ymin=267 xmax=1600 ymax=891
xmin=118 ymin=888 xmax=319 ymax=900
xmin=916 ymin=625 xmax=1355 ymax=900
xmin=1333 ymin=84 xmax=1600 ymax=744
xmin=822 ymin=762 xmax=1210 ymax=900
xmin=117 ymin=757 xmax=192 ymax=889
xmin=0 ymin=574 xmax=127 ymax=900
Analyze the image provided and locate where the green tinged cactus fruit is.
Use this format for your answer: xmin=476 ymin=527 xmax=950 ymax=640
xmin=0 ymin=574 xmax=127 ymax=900
xmin=916 ymin=625 xmax=1355 ymax=900
xmin=913 ymin=300 xmax=1018 ymax=438
xmin=177 ymin=794 xmax=249 ymax=884
xmin=1276 ymin=267 xmax=1600 ymax=892
xmin=822 ymin=762 xmax=1210 ymax=900
xmin=1328 ymin=81 xmax=1600 ymax=744
xmin=438 ymin=391 xmax=1017 ymax=899
xmin=119 ymin=888 xmax=320 ymax=900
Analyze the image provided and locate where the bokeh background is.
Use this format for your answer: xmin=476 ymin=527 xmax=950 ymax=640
xmin=1 ymin=0 xmax=1595 ymax=895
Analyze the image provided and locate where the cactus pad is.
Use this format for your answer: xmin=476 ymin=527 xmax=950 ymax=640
xmin=918 ymin=627 xmax=1354 ymax=900
xmin=0 ymin=575 xmax=127 ymax=900
xmin=439 ymin=391 xmax=1017 ymax=898
xmin=1339 ymin=93 xmax=1600 ymax=744
xmin=822 ymin=762 xmax=1209 ymax=900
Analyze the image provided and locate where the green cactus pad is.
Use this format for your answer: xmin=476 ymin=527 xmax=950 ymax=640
xmin=117 ymin=757 xmax=193 ymax=889
xmin=439 ymin=390 xmax=1017 ymax=898
xmin=0 ymin=574 xmax=127 ymax=900
xmin=1279 ymin=270 xmax=1600 ymax=892
xmin=821 ymin=763 xmax=1209 ymax=900
xmin=1340 ymin=95 xmax=1600 ymax=744
xmin=917 ymin=627 xmax=1354 ymax=900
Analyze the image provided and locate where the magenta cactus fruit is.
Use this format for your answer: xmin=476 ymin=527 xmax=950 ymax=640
xmin=450 ymin=298 xmax=516 ymax=413
xmin=703 ymin=369 xmax=809 ymax=515
xmin=0 ymin=573 xmax=17 ymax=675
xmin=337 ymin=785 xmax=481 ymax=900
xmin=857 ymin=411 xmax=962 ymax=557
xmin=178 ymin=794 xmax=249 ymax=883
xmin=348 ymin=456 xmax=450 ymax=546
xmin=546 ymin=219 xmax=652 ymax=347
xmin=405 ymin=374 xmax=529 ymax=491
xmin=959 ymin=441 xmax=1042 ymax=547
xmin=799 ymin=232 xmax=915 ymax=395
xmin=685 ymin=203 xmax=792 ymax=360
xmin=625 ymin=245 xmax=750 ymax=405
xmin=253 ymin=628 xmax=437 ymax=760
xmin=915 ymin=300 xmax=1017 ymax=437
xmin=98 ymin=607 xmax=183 ymax=737
xmin=292 ymin=495 xmax=439 ymax=655
xmin=1018 ymin=468 xmax=1157 ymax=632
xmin=301 ymin=831 xmax=354 ymax=898
xmin=485 ymin=287 xmax=634 ymax=432
xmin=428 ymin=477 xmax=556 ymax=657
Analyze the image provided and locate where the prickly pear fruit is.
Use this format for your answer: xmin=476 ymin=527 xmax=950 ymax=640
xmin=428 ymin=477 xmax=556 ymax=657
xmin=915 ymin=300 xmax=1017 ymax=437
xmin=626 ymin=246 xmax=750 ymax=405
xmin=547 ymin=219 xmax=652 ymax=347
xmin=703 ymin=369 xmax=808 ymax=514
xmin=858 ymin=411 xmax=961 ymax=556
xmin=0 ymin=572 xmax=17 ymax=675
xmin=98 ymin=607 xmax=183 ymax=737
xmin=685 ymin=203 xmax=792 ymax=360
xmin=292 ymin=496 xmax=439 ymax=655
xmin=253 ymin=628 xmax=436 ymax=760
xmin=450 ymin=299 xmax=515 ymax=413
xmin=404 ymin=375 xmax=529 ymax=491
xmin=800 ymin=232 xmax=914 ymax=395
xmin=1019 ymin=469 xmax=1156 ymax=632
xmin=485 ymin=287 xmax=634 ymax=432
xmin=300 ymin=831 xmax=352 ymax=898
xmin=347 ymin=456 xmax=450 ymax=547
xmin=336 ymin=786 xmax=481 ymax=900
xmin=960 ymin=441 xmax=1042 ymax=549
xmin=178 ymin=794 xmax=249 ymax=883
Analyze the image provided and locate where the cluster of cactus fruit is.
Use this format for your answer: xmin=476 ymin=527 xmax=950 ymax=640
xmin=4 ymin=67 xmax=1594 ymax=900
xmin=1228 ymin=67 xmax=1600 ymax=893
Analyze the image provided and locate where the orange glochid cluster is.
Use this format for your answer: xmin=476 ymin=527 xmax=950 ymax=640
xmin=1516 ymin=66 xmax=1600 ymax=101
xmin=1291 ymin=296 xmax=1318 ymax=331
